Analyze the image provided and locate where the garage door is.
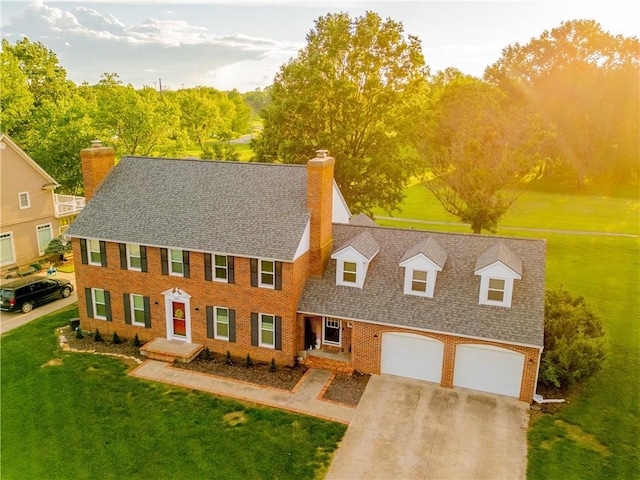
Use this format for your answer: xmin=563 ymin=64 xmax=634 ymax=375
xmin=453 ymin=344 xmax=524 ymax=398
xmin=381 ymin=332 xmax=444 ymax=383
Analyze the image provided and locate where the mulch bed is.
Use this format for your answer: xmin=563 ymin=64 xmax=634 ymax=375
xmin=323 ymin=372 xmax=371 ymax=406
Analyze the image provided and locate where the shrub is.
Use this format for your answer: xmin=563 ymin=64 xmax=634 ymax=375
xmin=30 ymin=262 xmax=42 ymax=271
xmin=269 ymin=358 xmax=277 ymax=373
xmin=112 ymin=332 xmax=121 ymax=344
xmin=133 ymin=334 xmax=141 ymax=347
xmin=94 ymin=329 xmax=104 ymax=342
xmin=539 ymin=287 xmax=608 ymax=389
xmin=226 ymin=350 xmax=233 ymax=366
xmin=201 ymin=347 xmax=212 ymax=361
xmin=75 ymin=327 xmax=84 ymax=339
xmin=245 ymin=354 xmax=253 ymax=368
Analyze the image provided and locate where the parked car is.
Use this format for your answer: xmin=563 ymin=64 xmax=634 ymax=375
xmin=0 ymin=276 xmax=74 ymax=313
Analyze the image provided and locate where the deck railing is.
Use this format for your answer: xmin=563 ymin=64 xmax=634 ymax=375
xmin=54 ymin=194 xmax=85 ymax=217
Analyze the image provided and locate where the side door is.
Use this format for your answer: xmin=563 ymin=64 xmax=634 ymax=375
xmin=40 ymin=279 xmax=61 ymax=302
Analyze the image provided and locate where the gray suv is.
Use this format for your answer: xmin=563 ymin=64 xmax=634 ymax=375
xmin=0 ymin=276 xmax=74 ymax=313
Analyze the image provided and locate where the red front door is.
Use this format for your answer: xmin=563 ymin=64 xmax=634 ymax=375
xmin=172 ymin=302 xmax=186 ymax=337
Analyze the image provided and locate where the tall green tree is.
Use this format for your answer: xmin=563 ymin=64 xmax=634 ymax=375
xmin=414 ymin=71 xmax=547 ymax=233
xmin=0 ymin=40 xmax=34 ymax=136
xmin=253 ymin=11 xmax=427 ymax=214
xmin=485 ymin=20 xmax=640 ymax=186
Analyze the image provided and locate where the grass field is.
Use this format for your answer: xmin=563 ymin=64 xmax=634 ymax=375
xmin=0 ymin=308 xmax=346 ymax=479
xmin=377 ymin=180 xmax=639 ymax=479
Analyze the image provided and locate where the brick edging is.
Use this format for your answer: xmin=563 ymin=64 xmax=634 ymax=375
xmin=57 ymin=327 xmax=144 ymax=365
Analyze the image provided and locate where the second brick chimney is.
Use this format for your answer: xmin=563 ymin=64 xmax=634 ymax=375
xmin=81 ymin=140 xmax=115 ymax=202
xmin=307 ymin=150 xmax=335 ymax=278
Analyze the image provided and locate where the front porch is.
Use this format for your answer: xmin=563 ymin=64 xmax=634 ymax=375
xmin=300 ymin=348 xmax=354 ymax=374
xmin=140 ymin=338 xmax=203 ymax=364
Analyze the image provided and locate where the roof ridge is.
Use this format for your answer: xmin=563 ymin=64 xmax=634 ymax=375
xmin=120 ymin=156 xmax=306 ymax=169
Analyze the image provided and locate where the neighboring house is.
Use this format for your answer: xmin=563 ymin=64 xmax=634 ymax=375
xmin=0 ymin=134 xmax=85 ymax=276
xmin=67 ymin=142 xmax=545 ymax=402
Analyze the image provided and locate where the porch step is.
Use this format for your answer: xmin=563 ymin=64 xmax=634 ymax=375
xmin=140 ymin=338 xmax=203 ymax=364
xmin=302 ymin=352 xmax=354 ymax=375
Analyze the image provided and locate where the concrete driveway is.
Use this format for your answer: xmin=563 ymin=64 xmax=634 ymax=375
xmin=326 ymin=374 xmax=529 ymax=480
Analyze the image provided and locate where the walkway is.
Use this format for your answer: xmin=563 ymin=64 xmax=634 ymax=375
xmin=130 ymin=360 xmax=355 ymax=424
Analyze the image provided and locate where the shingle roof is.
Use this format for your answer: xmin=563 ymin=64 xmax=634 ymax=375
xmin=66 ymin=157 xmax=310 ymax=261
xmin=475 ymin=241 xmax=523 ymax=276
xmin=334 ymin=231 xmax=380 ymax=260
xmin=299 ymin=224 xmax=546 ymax=347
xmin=400 ymin=236 xmax=448 ymax=268
xmin=349 ymin=213 xmax=378 ymax=227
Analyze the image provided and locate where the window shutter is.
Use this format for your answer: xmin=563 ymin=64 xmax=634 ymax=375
xmin=99 ymin=241 xmax=108 ymax=267
xmin=123 ymin=293 xmax=131 ymax=324
xmin=160 ymin=248 xmax=168 ymax=275
xmin=229 ymin=309 xmax=236 ymax=342
xmin=275 ymin=262 xmax=282 ymax=290
xmin=104 ymin=290 xmax=112 ymax=321
xmin=250 ymin=258 xmax=258 ymax=287
xmin=275 ymin=316 xmax=282 ymax=350
xmin=85 ymin=288 xmax=93 ymax=318
xmin=228 ymin=256 xmax=235 ymax=284
xmin=206 ymin=306 xmax=214 ymax=339
xmin=143 ymin=296 xmax=151 ymax=328
xmin=119 ymin=244 xmax=127 ymax=270
xmin=204 ymin=253 xmax=212 ymax=281
xmin=251 ymin=312 xmax=258 ymax=346
xmin=80 ymin=239 xmax=88 ymax=265
xmin=140 ymin=246 xmax=148 ymax=272
xmin=183 ymin=250 xmax=190 ymax=278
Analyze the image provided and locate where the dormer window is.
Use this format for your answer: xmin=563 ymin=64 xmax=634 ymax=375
xmin=399 ymin=237 xmax=447 ymax=298
xmin=487 ymin=278 xmax=506 ymax=302
xmin=342 ymin=261 xmax=357 ymax=284
xmin=475 ymin=241 xmax=522 ymax=308
xmin=331 ymin=231 xmax=379 ymax=289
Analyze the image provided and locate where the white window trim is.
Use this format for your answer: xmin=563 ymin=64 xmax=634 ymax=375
xmin=87 ymin=239 xmax=102 ymax=266
xmin=127 ymin=244 xmax=142 ymax=271
xmin=130 ymin=294 xmax=146 ymax=326
xmin=259 ymin=313 xmax=275 ymax=349
xmin=399 ymin=254 xmax=443 ymax=298
xmin=475 ymin=261 xmax=521 ymax=308
xmin=213 ymin=254 xmax=228 ymax=283
xmin=169 ymin=248 xmax=184 ymax=277
xmin=214 ymin=306 xmax=230 ymax=340
xmin=18 ymin=191 xmax=30 ymax=209
xmin=258 ymin=259 xmax=275 ymax=289
xmin=0 ymin=232 xmax=16 ymax=267
xmin=36 ymin=223 xmax=53 ymax=256
xmin=92 ymin=288 xmax=107 ymax=320
xmin=322 ymin=317 xmax=341 ymax=347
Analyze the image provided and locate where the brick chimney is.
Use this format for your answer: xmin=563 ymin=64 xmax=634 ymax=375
xmin=81 ymin=140 xmax=115 ymax=201
xmin=307 ymin=150 xmax=334 ymax=278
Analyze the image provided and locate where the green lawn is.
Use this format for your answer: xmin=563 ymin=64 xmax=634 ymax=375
xmin=0 ymin=307 xmax=345 ymax=479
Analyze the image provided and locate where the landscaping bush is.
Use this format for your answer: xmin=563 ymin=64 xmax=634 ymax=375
xmin=269 ymin=358 xmax=277 ymax=373
xmin=226 ymin=350 xmax=233 ymax=366
xmin=245 ymin=354 xmax=253 ymax=368
xmin=201 ymin=347 xmax=212 ymax=360
xmin=94 ymin=329 xmax=104 ymax=343
xmin=112 ymin=332 xmax=121 ymax=344
xmin=75 ymin=327 xmax=84 ymax=339
xmin=133 ymin=334 xmax=141 ymax=347
xmin=30 ymin=262 xmax=42 ymax=271
xmin=540 ymin=287 xmax=608 ymax=389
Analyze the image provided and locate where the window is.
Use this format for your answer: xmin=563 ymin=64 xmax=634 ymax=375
xmin=128 ymin=244 xmax=142 ymax=271
xmin=342 ymin=262 xmax=357 ymax=284
xmin=487 ymin=278 xmax=506 ymax=302
xmin=130 ymin=294 xmax=146 ymax=326
xmin=214 ymin=255 xmax=228 ymax=281
xmin=215 ymin=307 xmax=230 ymax=340
xmin=323 ymin=318 xmax=341 ymax=346
xmin=0 ymin=232 xmax=16 ymax=266
xmin=170 ymin=249 xmax=184 ymax=276
xmin=250 ymin=259 xmax=281 ymax=290
xmin=88 ymin=239 xmax=102 ymax=265
xmin=36 ymin=224 xmax=53 ymax=255
xmin=93 ymin=289 xmax=108 ymax=320
xmin=411 ymin=270 xmax=428 ymax=293
xmin=260 ymin=260 xmax=275 ymax=288
xmin=259 ymin=314 xmax=275 ymax=348
xmin=19 ymin=192 xmax=30 ymax=209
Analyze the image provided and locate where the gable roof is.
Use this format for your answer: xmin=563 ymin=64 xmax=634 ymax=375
xmin=399 ymin=236 xmax=448 ymax=268
xmin=333 ymin=230 xmax=380 ymax=260
xmin=0 ymin=133 xmax=59 ymax=187
xmin=475 ymin=241 xmax=523 ymax=276
xmin=349 ymin=213 xmax=378 ymax=227
xmin=299 ymin=224 xmax=546 ymax=347
xmin=66 ymin=156 xmax=310 ymax=261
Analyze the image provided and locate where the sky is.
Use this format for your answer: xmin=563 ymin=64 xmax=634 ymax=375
xmin=1 ymin=0 xmax=638 ymax=92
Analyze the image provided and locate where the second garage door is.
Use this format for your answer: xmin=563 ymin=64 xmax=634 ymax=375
xmin=381 ymin=332 xmax=444 ymax=383
xmin=453 ymin=344 xmax=525 ymax=398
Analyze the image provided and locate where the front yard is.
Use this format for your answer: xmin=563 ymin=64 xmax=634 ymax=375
xmin=0 ymin=306 xmax=346 ymax=479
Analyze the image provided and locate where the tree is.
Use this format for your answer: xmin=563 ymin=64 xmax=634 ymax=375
xmin=540 ymin=287 xmax=608 ymax=390
xmin=44 ymin=237 xmax=72 ymax=261
xmin=252 ymin=12 xmax=427 ymax=214
xmin=0 ymin=40 xmax=34 ymax=136
xmin=485 ymin=20 xmax=640 ymax=186
xmin=414 ymin=71 xmax=547 ymax=233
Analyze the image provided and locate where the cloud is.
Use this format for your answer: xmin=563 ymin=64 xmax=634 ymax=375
xmin=1 ymin=2 xmax=300 ymax=91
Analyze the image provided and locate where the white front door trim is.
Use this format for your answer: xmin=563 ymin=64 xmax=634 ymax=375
xmin=162 ymin=287 xmax=192 ymax=342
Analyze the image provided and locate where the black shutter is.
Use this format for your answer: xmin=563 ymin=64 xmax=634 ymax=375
xmin=104 ymin=290 xmax=112 ymax=321
xmin=99 ymin=241 xmax=107 ymax=267
xmin=123 ymin=293 xmax=131 ymax=324
xmin=143 ymin=296 xmax=151 ymax=328
xmin=228 ymin=256 xmax=235 ymax=284
xmin=204 ymin=253 xmax=212 ymax=281
xmin=251 ymin=313 xmax=258 ymax=346
xmin=119 ymin=244 xmax=127 ymax=270
xmin=80 ymin=239 xmax=88 ymax=264
xmin=85 ymin=288 xmax=93 ymax=318
xmin=275 ymin=262 xmax=282 ymax=290
xmin=250 ymin=259 xmax=258 ymax=287
xmin=140 ymin=246 xmax=148 ymax=273
xmin=275 ymin=316 xmax=282 ymax=350
xmin=160 ymin=248 xmax=168 ymax=275
xmin=183 ymin=250 xmax=190 ymax=278
xmin=206 ymin=306 xmax=214 ymax=338
xmin=229 ymin=309 xmax=236 ymax=342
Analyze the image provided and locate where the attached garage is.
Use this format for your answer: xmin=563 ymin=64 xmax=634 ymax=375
xmin=381 ymin=332 xmax=444 ymax=383
xmin=453 ymin=344 xmax=525 ymax=398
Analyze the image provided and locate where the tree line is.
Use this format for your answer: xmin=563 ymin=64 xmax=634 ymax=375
xmin=2 ymin=14 xmax=638 ymax=232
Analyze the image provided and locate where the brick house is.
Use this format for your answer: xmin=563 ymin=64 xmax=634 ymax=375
xmin=66 ymin=143 xmax=545 ymax=402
